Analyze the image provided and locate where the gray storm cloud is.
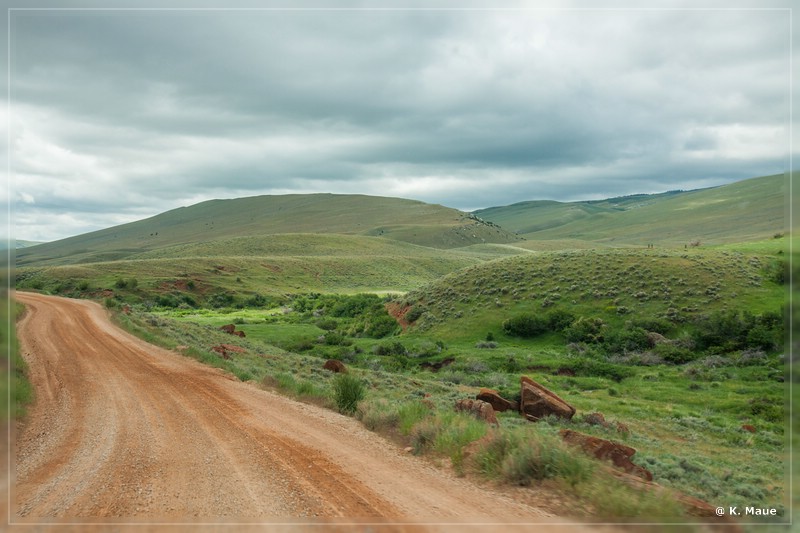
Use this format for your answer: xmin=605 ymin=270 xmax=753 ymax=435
xmin=6 ymin=3 xmax=793 ymax=241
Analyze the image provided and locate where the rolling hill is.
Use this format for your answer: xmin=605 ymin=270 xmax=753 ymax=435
xmin=474 ymin=174 xmax=788 ymax=246
xmin=16 ymin=194 xmax=522 ymax=267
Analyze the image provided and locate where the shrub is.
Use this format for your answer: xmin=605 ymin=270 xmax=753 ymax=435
xmin=654 ymin=343 xmax=696 ymax=365
xmin=363 ymin=313 xmax=399 ymax=338
xmin=564 ymin=317 xmax=606 ymax=344
xmin=503 ymin=313 xmax=548 ymax=337
xmin=405 ymin=305 xmax=425 ymax=323
xmin=357 ymin=399 xmax=400 ymax=431
xmin=115 ymin=278 xmax=128 ymax=289
xmin=323 ymin=331 xmax=352 ymax=346
xmin=603 ymin=326 xmax=650 ymax=354
xmin=477 ymin=430 xmax=593 ymax=488
xmin=545 ymin=309 xmax=576 ymax=331
xmin=332 ymin=374 xmax=366 ymax=414
xmin=315 ymin=318 xmax=338 ymax=331
xmin=372 ymin=342 xmax=407 ymax=356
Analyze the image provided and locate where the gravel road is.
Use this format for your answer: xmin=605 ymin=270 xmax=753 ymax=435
xmin=10 ymin=292 xmax=598 ymax=531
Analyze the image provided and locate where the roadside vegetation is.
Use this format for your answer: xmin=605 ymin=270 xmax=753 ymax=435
xmin=1 ymin=294 xmax=33 ymax=420
xmin=62 ymin=240 xmax=787 ymax=523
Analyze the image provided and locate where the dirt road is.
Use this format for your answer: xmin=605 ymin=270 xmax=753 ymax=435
xmin=11 ymin=292 xmax=579 ymax=530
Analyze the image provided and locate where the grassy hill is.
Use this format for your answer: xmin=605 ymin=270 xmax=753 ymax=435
xmin=16 ymin=194 xmax=522 ymax=267
xmin=474 ymin=174 xmax=788 ymax=246
xmin=14 ymin=234 xmax=529 ymax=304
xmin=397 ymin=244 xmax=786 ymax=340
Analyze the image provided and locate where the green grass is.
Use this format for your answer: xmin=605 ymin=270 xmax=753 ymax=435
xmin=16 ymin=194 xmax=522 ymax=267
xmin=1 ymin=296 xmax=33 ymax=420
xmin=476 ymin=173 xmax=788 ymax=246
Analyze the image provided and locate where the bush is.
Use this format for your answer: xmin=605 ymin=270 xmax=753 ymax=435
xmin=332 ymin=374 xmax=366 ymax=414
xmin=405 ymin=305 xmax=425 ymax=323
xmin=654 ymin=344 xmax=696 ymax=365
xmin=363 ymin=313 xmax=399 ymax=338
xmin=476 ymin=430 xmax=593 ymax=488
xmin=503 ymin=313 xmax=548 ymax=337
xmin=565 ymin=317 xmax=606 ymax=344
xmin=603 ymin=326 xmax=650 ymax=354
xmin=545 ymin=309 xmax=576 ymax=331
xmin=315 ymin=318 xmax=338 ymax=331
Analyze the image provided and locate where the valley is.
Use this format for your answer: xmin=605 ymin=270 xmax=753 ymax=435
xmin=9 ymin=173 xmax=793 ymax=525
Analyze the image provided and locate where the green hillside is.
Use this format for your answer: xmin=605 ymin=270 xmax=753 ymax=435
xmin=475 ymin=174 xmax=787 ymax=246
xmin=16 ymin=194 xmax=522 ymax=266
xmin=14 ymin=233 xmax=529 ymax=303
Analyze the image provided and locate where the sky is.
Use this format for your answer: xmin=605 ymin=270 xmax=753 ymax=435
xmin=4 ymin=0 xmax=796 ymax=242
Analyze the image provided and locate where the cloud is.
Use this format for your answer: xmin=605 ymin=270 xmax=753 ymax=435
xmin=6 ymin=4 xmax=794 ymax=241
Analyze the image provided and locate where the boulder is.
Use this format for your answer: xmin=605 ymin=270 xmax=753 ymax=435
xmin=476 ymin=388 xmax=518 ymax=412
xmin=219 ymin=324 xmax=236 ymax=334
xmin=323 ymin=359 xmax=347 ymax=373
xmin=234 ymin=330 xmax=246 ymax=338
xmin=519 ymin=376 xmax=576 ymax=421
xmin=454 ymin=399 xmax=499 ymax=426
xmin=584 ymin=412 xmax=609 ymax=427
xmin=559 ymin=429 xmax=652 ymax=481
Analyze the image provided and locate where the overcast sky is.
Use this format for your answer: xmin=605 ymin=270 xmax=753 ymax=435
xmin=4 ymin=1 xmax=795 ymax=242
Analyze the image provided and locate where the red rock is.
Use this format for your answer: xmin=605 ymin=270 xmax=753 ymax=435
xmin=323 ymin=359 xmax=347 ymax=373
xmin=211 ymin=345 xmax=231 ymax=359
xmin=454 ymin=399 xmax=498 ymax=426
xmin=519 ymin=376 xmax=576 ymax=421
xmin=219 ymin=324 xmax=236 ymax=334
xmin=584 ymin=412 xmax=609 ymax=427
xmin=560 ymin=429 xmax=652 ymax=481
xmin=234 ymin=330 xmax=246 ymax=338
xmin=476 ymin=388 xmax=517 ymax=412
xmin=741 ymin=424 xmax=756 ymax=433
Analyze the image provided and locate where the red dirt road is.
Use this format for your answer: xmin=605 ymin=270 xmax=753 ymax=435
xmin=10 ymin=292 xmax=585 ymax=530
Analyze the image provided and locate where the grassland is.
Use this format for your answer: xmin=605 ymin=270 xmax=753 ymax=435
xmin=16 ymin=194 xmax=521 ymax=266
xmin=475 ymin=174 xmax=787 ymax=246
xmin=103 ymin=240 xmax=787 ymax=522
xmin=12 ymin=176 xmax=792 ymax=522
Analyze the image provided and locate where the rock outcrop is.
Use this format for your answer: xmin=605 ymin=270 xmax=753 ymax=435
xmin=519 ymin=376 xmax=576 ymax=421
xmin=323 ymin=359 xmax=347 ymax=373
xmin=559 ymin=429 xmax=652 ymax=481
xmin=476 ymin=388 xmax=518 ymax=412
xmin=454 ymin=399 xmax=499 ymax=426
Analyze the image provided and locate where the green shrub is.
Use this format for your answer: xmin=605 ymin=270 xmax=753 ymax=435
xmin=332 ymin=374 xmax=365 ymax=414
xmin=480 ymin=430 xmax=593 ymax=488
xmin=603 ymin=326 xmax=650 ymax=354
xmin=405 ymin=305 xmax=425 ymax=323
xmin=115 ymin=278 xmax=128 ymax=289
xmin=565 ymin=317 xmax=606 ymax=343
xmin=545 ymin=309 xmax=576 ymax=331
xmin=315 ymin=318 xmax=338 ymax=331
xmin=654 ymin=344 xmax=696 ymax=365
xmin=503 ymin=313 xmax=548 ymax=337
xmin=363 ymin=313 xmax=399 ymax=338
